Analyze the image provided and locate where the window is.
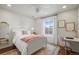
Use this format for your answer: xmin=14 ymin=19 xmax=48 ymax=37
xmin=44 ymin=19 xmax=54 ymax=35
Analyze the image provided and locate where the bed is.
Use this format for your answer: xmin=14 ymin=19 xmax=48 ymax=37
xmin=13 ymin=30 xmax=47 ymax=55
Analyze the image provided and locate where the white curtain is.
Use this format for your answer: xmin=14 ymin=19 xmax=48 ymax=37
xmin=53 ymin=16 xmax=58 ymax=45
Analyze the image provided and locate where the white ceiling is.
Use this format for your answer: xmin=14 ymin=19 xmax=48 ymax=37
xmin=0 ymin=4 xmax=78 ymax=18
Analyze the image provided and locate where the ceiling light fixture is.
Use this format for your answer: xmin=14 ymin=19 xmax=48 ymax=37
xmin=36 ymin=7 xmax=39 ymax=13
xmin=62 ymin=5 xmax=67 ymax=8
xmin=7 ymin=4 xmax=11 ymax=7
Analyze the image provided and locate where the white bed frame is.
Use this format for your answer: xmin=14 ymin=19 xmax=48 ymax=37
xmin=27 ymin=38 xmax=47 ymax=55
xmin=15 ymin=37 xmax=47 ymax=55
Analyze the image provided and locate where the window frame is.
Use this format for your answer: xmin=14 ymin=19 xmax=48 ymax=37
xmin=43 ymin=18 xmax=54 ymax=36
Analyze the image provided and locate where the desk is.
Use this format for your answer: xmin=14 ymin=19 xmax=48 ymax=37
xmin=64 ymin=38 xmax=79 ymax=54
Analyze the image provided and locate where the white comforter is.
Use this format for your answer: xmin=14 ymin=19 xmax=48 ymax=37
xmin=13 ymin=32 xmax=28 ymax=55
xmin=13 ymin=31 xmax=47 ymax=55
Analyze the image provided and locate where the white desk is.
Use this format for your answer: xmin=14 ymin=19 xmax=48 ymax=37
xmin=64 ymin=38 xmax=79 ymax=42
xmin=64 ymin=38 xmax=79 ymax=54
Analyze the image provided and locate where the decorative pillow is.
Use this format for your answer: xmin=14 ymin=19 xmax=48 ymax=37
xmin=22 ymin=30 xmax=28 ymax=34
xmin=20 ymin=35 xmax=30 ymax=42
xmin=21 ymin=34 xmax=41 ymax=42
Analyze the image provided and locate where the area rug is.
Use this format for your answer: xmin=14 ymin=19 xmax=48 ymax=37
xmin=46 ymin=44 xmax=60 ymax=55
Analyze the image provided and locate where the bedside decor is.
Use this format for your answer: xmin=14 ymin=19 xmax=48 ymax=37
xmin=31 ymin=27 xmax=35 ymax=34
xmin=66 ymin=22 xmax=75 ymax=32
xmin=58 ymin=20 xmax=65 ymax=28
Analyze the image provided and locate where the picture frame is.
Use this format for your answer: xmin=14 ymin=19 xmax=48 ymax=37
xmin=58 ymin=20 xmax=65 ymax=28
xmin=66 ymin=22 xmax=75 ymax=32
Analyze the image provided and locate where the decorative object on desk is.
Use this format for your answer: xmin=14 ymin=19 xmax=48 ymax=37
xmin=65 ymin=37 xmax=74 ymax=39
xmin=66 ymin=22 xmax=75 ymax=32
xmin=58 ymin=20 xmax=65 ymax=28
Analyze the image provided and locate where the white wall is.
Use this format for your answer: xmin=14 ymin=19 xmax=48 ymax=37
xmin=77 ymin=8 xmax=79 ymax=37
xmin=0 ymin=8 xmax=35 ymax=31
xmin=34 ymin=19 xmax=43 ymax=35
xmin=57 ymin=9 xmax=78 ymax=38
xmin=70 ymin=8 xmax=79 ymax=52
xmin=57 ymin=8 xmax=79 ymax=52
xmin=0 ymin=8 xmax=35 ymax=41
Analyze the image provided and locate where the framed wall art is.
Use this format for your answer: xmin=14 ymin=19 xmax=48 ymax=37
xmin=66 ymin=22 xmax=75 ymax=32
xmin=58 ymin=20 xmax=65 ymax=28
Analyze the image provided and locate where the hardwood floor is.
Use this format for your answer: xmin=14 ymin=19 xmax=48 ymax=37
xmin=58 ymin=46 xmax=79 ymax=55
xmin=0 ymin=44 xmax=16 ymax=54
xmin=0 ymin=44 xmax=79 ymax=55
xmin=58 ymin=46 xmax=65 ymax=55
xmin=0 ymin=44 xmax=59 ymax=55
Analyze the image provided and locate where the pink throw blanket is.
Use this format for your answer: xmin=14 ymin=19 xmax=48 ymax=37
xmin=21 ymin=34 xmax=46 ymax=44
